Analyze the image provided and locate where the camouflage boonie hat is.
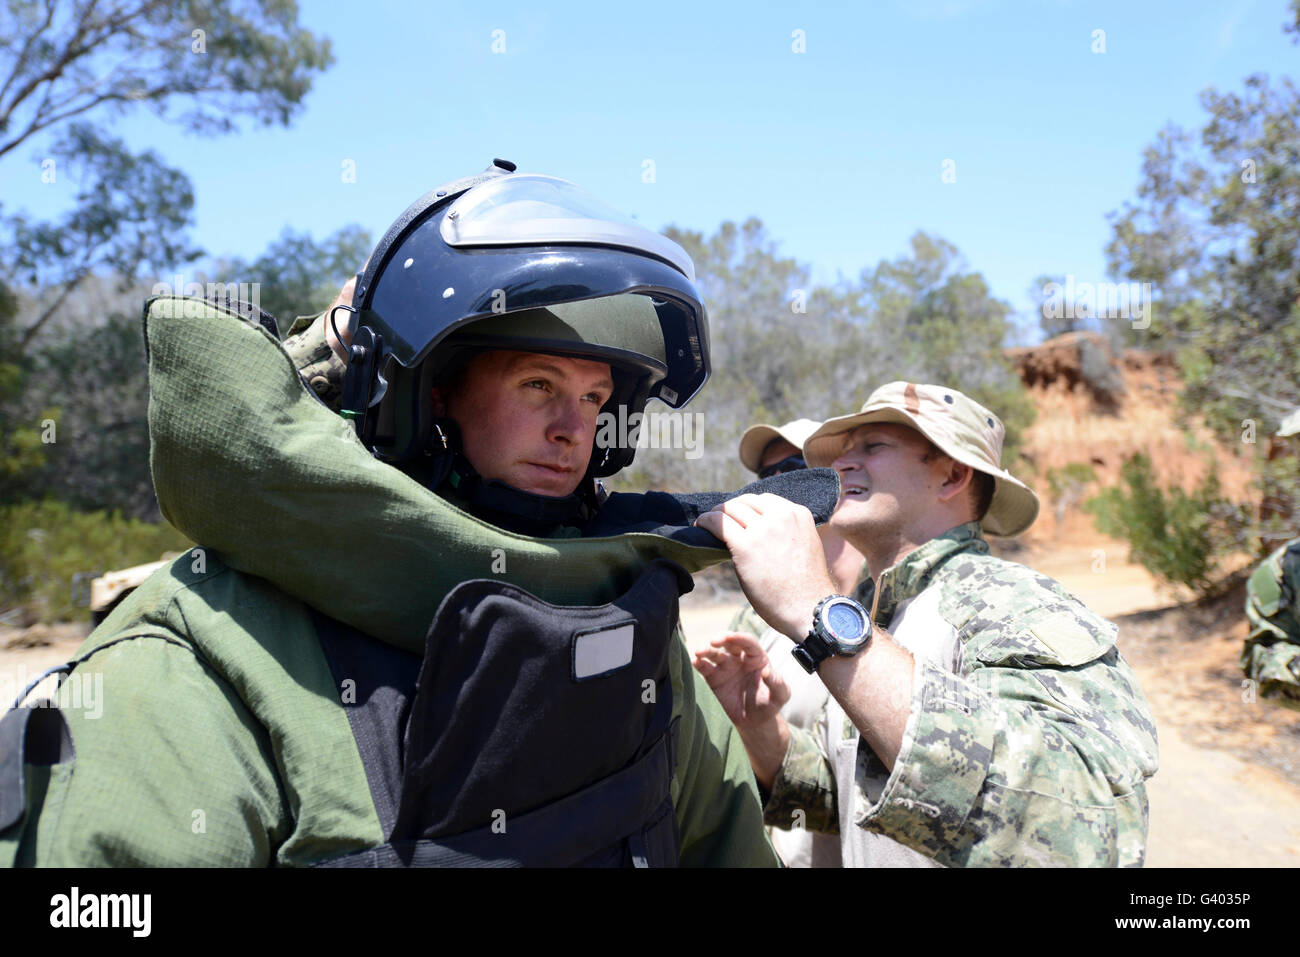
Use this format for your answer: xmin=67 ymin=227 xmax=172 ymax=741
xmin=803 ymin=381 xmax=1040 ymax=537
xmin=738 ymin=418 xmax=821 ymax=474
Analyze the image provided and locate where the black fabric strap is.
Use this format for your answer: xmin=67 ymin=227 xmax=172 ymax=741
xmin=311 ymin=608 xmax=419 ymax=839
xmin=792 ymin=633 xmax=835 ymax=675
xmin=587 ymin=468 xmax=841 ymax=545
xmin=0 ymin=705 xmax=74 ymax=833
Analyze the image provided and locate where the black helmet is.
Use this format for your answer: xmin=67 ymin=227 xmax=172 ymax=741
xmin=339 ymin=160 xmax=710 ymax=479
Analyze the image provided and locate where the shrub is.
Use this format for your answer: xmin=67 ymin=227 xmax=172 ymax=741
xmin=1083 ymin=452 xmax=1249 ymax=596
xmin=0 ymin=501 xmax=191 ymax=623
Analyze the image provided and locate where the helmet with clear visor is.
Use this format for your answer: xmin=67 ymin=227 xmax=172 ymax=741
xmin=339 ymin=160 xmax=710 ymax=480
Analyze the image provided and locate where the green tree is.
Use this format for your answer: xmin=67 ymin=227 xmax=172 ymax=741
xmin=0 ymin=277 xmax=53 ymax=484
xmin=642 ymin=218 xmax=816 ymax=491
xmin=1106 ymin=76 xmax=1300 ymax=437
xmin=1106 ymin=24 xmax=1300 ymax=550
xmin=1 ymin=0 xmax=334 ymax=355
xmin=215 ymin=224 xmax=372 ymax=331
xmin=1046 ymin=462 xmax=1098 ymax=529
xmin=616 ymin=224 xmax=1034 ymax=496
xmin=1085 ymin=453 xmax=1250 ymax=596
xmin=1 ymin=225 xmax=368 ymax=518
xmin=0 ymin=500 xmax=190 ymax=622
xmin=0 ymin=0 xmax=333 ymax=157
xmin=8 ymin=123 xmax=201 ymax=348
xmin=5 ymin=312 xmax=155 ymax=516
xmin=0 ymin=1 xmax=334 ymax=517
xmin=856 ymin=233 xmax=1035 ymax=465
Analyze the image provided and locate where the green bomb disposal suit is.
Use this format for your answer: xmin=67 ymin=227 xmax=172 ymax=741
xmin=0 ymin=298 xmax=838 ymax=867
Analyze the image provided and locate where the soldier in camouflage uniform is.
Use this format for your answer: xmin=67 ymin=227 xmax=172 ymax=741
xmin=694 ymin=382 xmax=1159 ymax=867
xmin=1243 ymin=405 xmax=1300 ymax=710
xmin=1244 ymin=537 xmax=1300 ymax=710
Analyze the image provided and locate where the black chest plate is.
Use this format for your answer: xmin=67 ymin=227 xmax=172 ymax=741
xmin=312 ymin=559 xmax=690 ymax=867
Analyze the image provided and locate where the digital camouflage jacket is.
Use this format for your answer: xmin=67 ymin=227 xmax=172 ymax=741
xmin=1243 ymin=537 xmax=1300 ymax=711
xmin=765 ymin=523 xmax=1160 ymax=867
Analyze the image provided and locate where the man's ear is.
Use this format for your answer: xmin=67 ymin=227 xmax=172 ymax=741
xmin=430 ymin=386 xmax=448 ymax=417
xmin=936 ymin=459 xmax=974 ymax=505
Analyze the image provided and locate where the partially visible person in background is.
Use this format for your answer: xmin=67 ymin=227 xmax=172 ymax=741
xmin=1243 ymin=409 xmax=1300 ymax=710
xmin=1259 ymin=406 xmax=1300 ymax=553
xmin=706 ymin=418 xmax=865 ymax=867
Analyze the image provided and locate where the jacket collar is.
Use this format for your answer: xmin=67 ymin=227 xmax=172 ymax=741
xmin=872 ymin=522 xmax=988 ymax=624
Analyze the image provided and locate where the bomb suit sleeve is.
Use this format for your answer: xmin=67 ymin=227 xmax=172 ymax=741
xmin=668 ymin=632 xmax=779 ymax=866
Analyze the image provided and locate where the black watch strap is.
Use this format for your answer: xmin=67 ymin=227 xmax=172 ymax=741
xmin=792 ymin=631 xmax=836 ymax=674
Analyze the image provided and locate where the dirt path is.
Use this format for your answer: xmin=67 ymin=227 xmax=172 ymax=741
xmin=678 ymin=545 xmax=1300 ymax=867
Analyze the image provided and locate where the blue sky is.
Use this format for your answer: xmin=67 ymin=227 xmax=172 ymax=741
xmin=4 ymin=0 xmax=1296 ymax=338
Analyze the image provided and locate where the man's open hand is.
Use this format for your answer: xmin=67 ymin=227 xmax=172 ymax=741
xmin=693 ymin=632 xmax=794 ymax=789
xmin=693 ymin=632 xmax=791 ymax=730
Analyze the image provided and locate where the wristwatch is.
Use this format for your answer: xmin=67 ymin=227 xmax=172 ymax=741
xmin=792 ymin=595 xmax=872 ymax=674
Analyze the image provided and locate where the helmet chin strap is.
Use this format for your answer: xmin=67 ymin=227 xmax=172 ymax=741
xmin=422 ymin=417 xmax=603 ymax=535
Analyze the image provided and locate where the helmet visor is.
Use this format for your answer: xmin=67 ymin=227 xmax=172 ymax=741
xmin=440 ymin=173 xmax=695 ymax=281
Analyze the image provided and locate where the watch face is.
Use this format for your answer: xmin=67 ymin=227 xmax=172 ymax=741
xmin=825 ymin=600 xmax=866 ymax=641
